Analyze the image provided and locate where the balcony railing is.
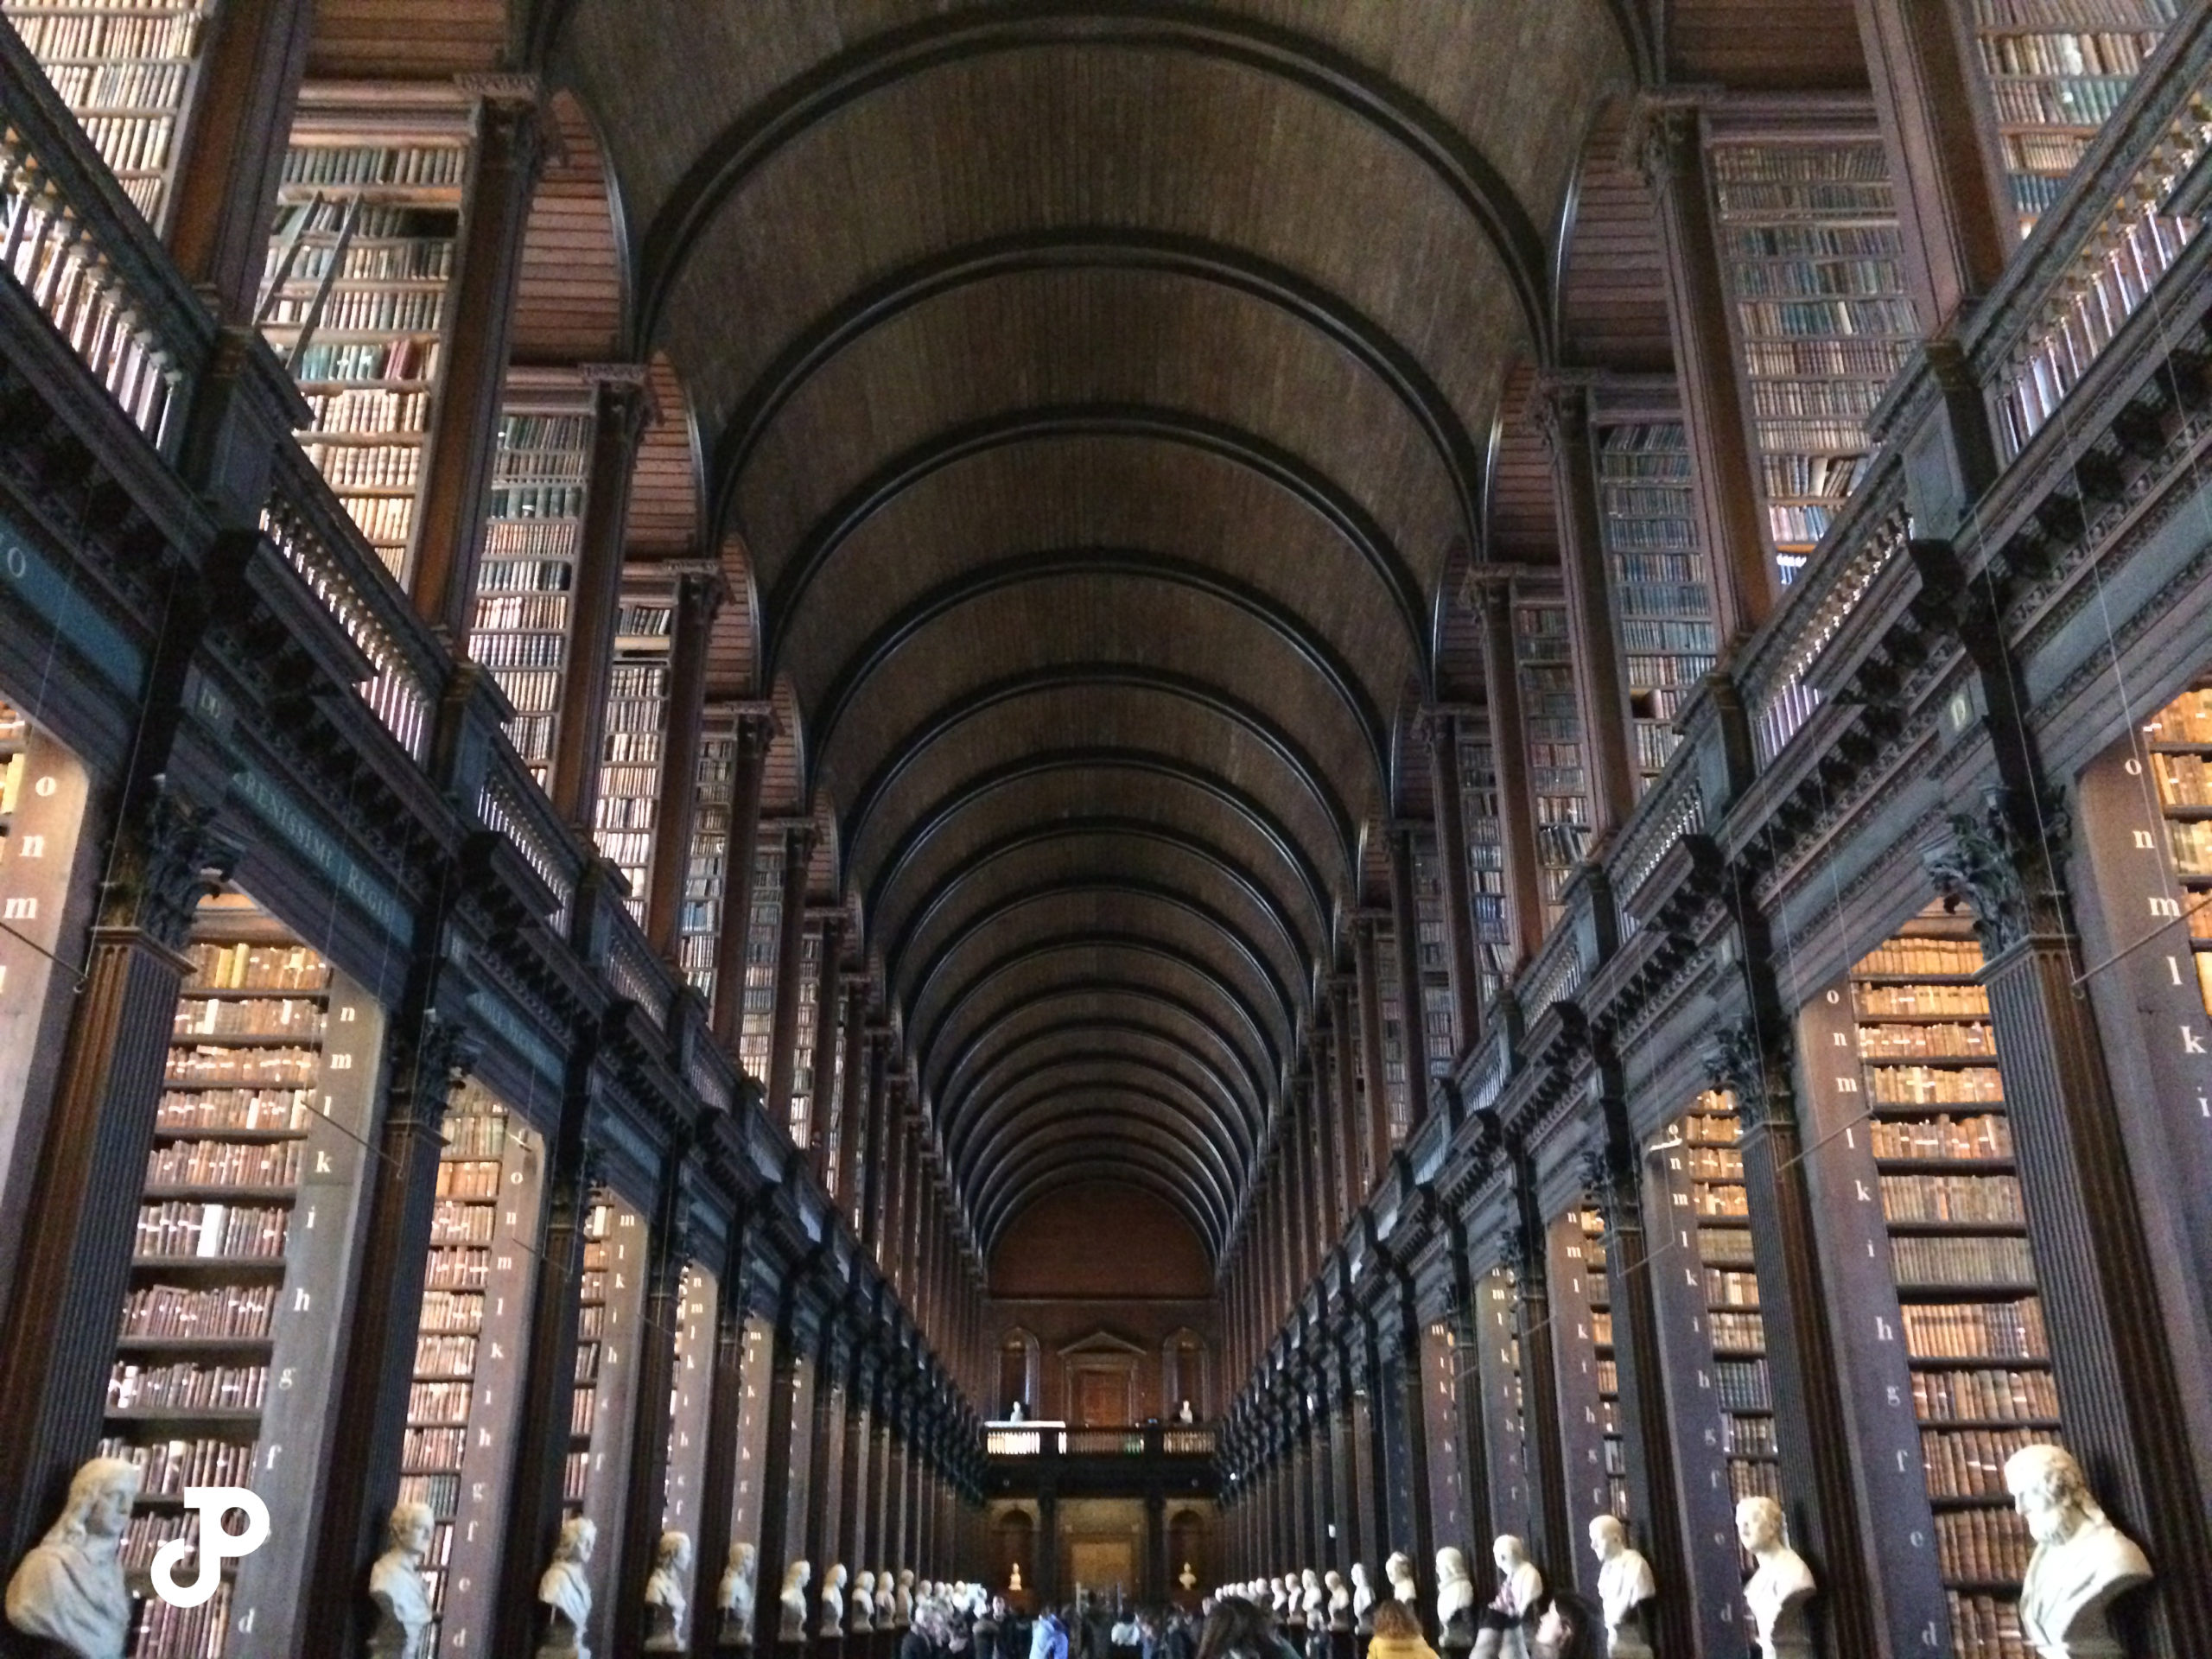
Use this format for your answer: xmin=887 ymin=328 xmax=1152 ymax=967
xmin=983 ymin=1421 xmax=1217 ymax=1458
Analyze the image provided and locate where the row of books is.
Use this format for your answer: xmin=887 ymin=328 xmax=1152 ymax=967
xmin=1922 ymin=1425 xmax=2056 ymax=1497
xmin=1730 ymin=1459 xmax=1784 ymax=1503
xmin=96 ymin=1434 xmax=254 ymax=1496
xmin=434 ymin=1159 xmax=500 ymax=1200
xmin=1867 ymin=1113 xmax=2013 ymax=1160
xmin=480 ymin=525 xmax=582 ymax=563
xmin=487 ymin=484 xmax=586 ymax=519
xmin=2152 ymin=751 xmax=2212 ymax=807
xmin=1912 ymin=1365 xmax=2061 ymax=1424
xmin=616 ymin=603 xmax=673 ymax=635
xmin=1871 ymin=1065 xmax=2006 ymax=1106
xmin=600 ymin=749 xmax=662 ymax=784
xmin=1724 ymin=1414 xmax=1778 ymax=1456
xmin=1732 ymin=257 xmax=1906 ymax=299
xmin=424 ymin=1245 xmax=490 ymax=1291
xmin=166 ymin=1046 xmax=318 ymax=1086
xmin=414 ymin=1333 xmax=479 ymax=1378
xmin=1699 ymin=1226 xmax=1757 ymax=1267
xmin=301 ymin=387 xmax=431 ymax=435
xmin=416 ymin=1290 xmax=484 ymax=1340
xmin=470 ymin=629 xmax=567 ymax=670
xmin=1856 ymin=982 xmax=1993 ymax=1017
xmin=26 ymin=60 xmax=188 ymax=112
xmin=1695 ymin=1182 xmax=1751 ymax=1218
xmin=1621 ymin=645 xmax=1715 ymax=682
xmin=135 ymin=1583 xmax=232 ymax=1659
xmin=1749 ymin=376 xmax=1887 ymax=419
xmin=1762 ymin=449 xmax=1866 ymax=493
xmin=1719 ymin=181 xmax=1898 ymax=218
xmin=1977 ymin=29 xmax=2158 ymax=76
xmin=404 ymin=1426 xmax=467 ymax=1471
xmin=1860 ymin=1020 xmax=2000 ymax=1058
xmin=473 ymin=592 xmax=569 ymax=632
xmin=264 ymin=286 xmax=444 ymax=335
xmin=1602 ymin=518 xmax=1697 ymax=553
xmin=185 ymin=943 xmax=327 ymax=992
xmin=291 ymin=338 xmax=440 ymax=385
xmin=1881 ymin=1173 xmax=2026 ymax=1224
xmin=1859 ymin=938 xmax=1987 ymax=975
xmin=301 ymin=440 xmax=421 ymax=491
xmin=61 ymin=111 xmax=175 ymax=175
xmin=283 ymin=238 xmax=452 ymax=284
xmin=407 ymin=1380 xmax=471 ymax=1426
xmin=283 ymin=143 xmax=466 ymax=188
xmin=145 ymin=1138 xmax=302 ymax=1188
xmin=109 ymin=1359 xmax=268 ymax=1413
xmin=1713 ymin=1357 xmax=1770 ymax=1411
xmin=1615 ymin=582 xmax=1713 ymax=619
xmin=1987 ymin=75 xmax=2134 ymax=126
xmin=593 ymin=795 xmax=656 ymax=830
xmin=1969 ymin=0 xmax=2176 ymax=26
xmin=136 ymin=1201 xmax=289 ymax=1260
xmin=1742 ymin=337 xmax=1908 ymax=380
xmin=4 ymin=9 xmax=203 ymax=61
xmin=173 ymin=996 xmax=324 ymax=1039
xmin=1937 ymin=1504 xmax=2034 ymax=1583
xmin=397 ymin=1471 xmax=461 ymax=1519
xmin=429 ymin=1198 xmax=497 ymax=1243
xmin=1711 ymin=1310 xmax=1766 ymax=1351
xmin=2164 ymin=817 xmax=2212 ymax=875
xmin=1707 ymin=1268 xmax=1761 ymax=1307
xmin=1902 ymin=1298 xmax=2048 ymax=1360
xmin=1891 ymin=1233 xmax=2037 ymax=1287
xmin=489 ymin=668 xmax=561 ymax=715
xmin=499 ymin=412 xmax=593 ymax=453
xmin=118 ymin=1283 xmax=275 ymax=1340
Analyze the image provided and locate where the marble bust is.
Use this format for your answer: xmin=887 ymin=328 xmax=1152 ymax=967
xmin=537 ymin=1516 xmax=598 ymax=1659
xmin=1472 ymin=1537 xmax=1542 ymax=1659
xmin=720 ymin=1542 xmax=758 ymax=1649
xmin=2007 ymin=1443 xmax=2153 ymax=1659
xmin=3 ymin=1456 xmax=141 ymax=1659
xmin=645 ymin=1530 xmax=692 ymax=1652
xmin=367 ymin=1499 xmax=438 ymax=1659
xmin=1325 ymin=1570 xmax=1351 ymax=1631
xmin=1588 ymin=1516 xmax=1656 ymax=1659
xmin=821 ymin=1562 xmax=848 ymax=1637
xmin=1350 ymin=1564 xmax=1376 ymax=1633
xmin=1736 ymin=1497 xmax=1815 ymax=1659
xmin=1387 ymin=1552 xmax=1418 ymax=1605
xmin=1434 ymin=1548 xmax=1477 ymax=1649
xmin=1180 ymin=1563 xmax=1198 ymax=1593
xmin=853 ymin=1569 xmax=878 ymax=1632
xmin=779 ymin=1560 xmax=812 ymax=1644
xmin=896 ymin=1568 xmax=915 ymax=1626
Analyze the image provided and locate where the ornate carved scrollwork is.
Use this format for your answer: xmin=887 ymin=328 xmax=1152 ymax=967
xmin=1700 ymin=1015 xmax=1796 ymax=1132
xmin=104 ymin=785 xmax=243 ymax=950
xmin=1920 ymin=785 xmax=2073 ymax=958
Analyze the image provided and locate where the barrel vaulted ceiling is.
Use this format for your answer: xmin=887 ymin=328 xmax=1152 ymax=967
xmin=550 ymin=0 xmax=1639 ymax=1263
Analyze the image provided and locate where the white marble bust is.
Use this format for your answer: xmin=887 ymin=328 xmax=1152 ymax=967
xmin=2007 ymin=1443 xmax=2153 ymax=1659
xmin=1473 ymin=1537 xmax=1542 ymax=1659
xmin=1386 ymin=1552 xmax=1418 ymax=1605
xmin=853 ymin=1569 xmax=878 ymax=1632
xmin=720 ymin=1541 xmax=758 ymax=1648
xmin=1736 ymin=1497 xmax=1814 ymax=1659
xmin=1588 ymin=1516 xmax=1656 ymax=1659
xmin=368 ymin=1499 xmax=437 ymax=1659
xmin=821 ymin=1562 xmax=848 ymax=1637
xmin=1435 ymin=1547 xmax=1476 ymax=1646
xmin=645 ymin=1530 xmax=692 ymax=1652
xmin=779 ymin=1560 xmax=812 ymax=1644
xmin=4 ymin=1456 xmax=141 ymax=1659
xmin=537 ymin=1516 xmax=598 ymax=1659
xmin=1350 ymin=1564 xmax=1376 ymax=1632
xmin=1325 ymin=1569 xmax=1351 ymax=1631
xmin=896 ymin=1567 xmax=915 ymax=1626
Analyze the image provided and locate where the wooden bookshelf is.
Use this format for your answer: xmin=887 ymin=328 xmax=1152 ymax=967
xmin=397 ymin=1082 xmax=541 ymax=1655
xmin=1475 ymin=1266 xmax=1535 ymax=1545
xmin=260 ymin=104 xmax=470 ymax=584
xmin=1679 ymin=1092 xmax=1782 ymax=1512
xmin=3 ymin=0 xmax=213 ymax=226
xmin=595 ymin=591 xmax=673 ymax=920
xmin=467 ymin=376 xmax=595 ymax=782
xmin=738 ymin=832 xmax=785 ymax=1085
xmin=1452 ymin=726 xmax=1510 ymax=1004
xmin=1512 ymin=588 xmax=1591 ymax=923
xmin=570 ymin=1191 xmax=649 ymax=1641
xmin=112 ymin=896 xmax=381 ymax=1657
xmin=1409 ymin=832 xmax=1460 ymax=1082
xmin=788 ymin=922 xmax=822 ymax=1147
xmin=1965 ymin=0 xmax=2177 ymax=238
xmin=660 ymin=1263 xmax=715 ymax=1564
xmin=1850 ymin=919 xmax=2058 ymax=1659
xmin=2143 ymin=678 xmax=2212 ymax=1014
xmin=0 ymin=698 xmax=22 ymax=849
xmin=1583 ymin=1208 xmax=1629 ymax=1522
xmin=1372 ymin=910 xmax=1412 ymax=1142
xmin=677 ymin=710 xmax=738 ymax=1005
xmin=1705 ymin=130 xmax=1913 ymax=583
xmin=1593 ymin=420 xmax=1718 ymax=785
xmin=1550 ymin=1206 xmax=1622 ymax=1529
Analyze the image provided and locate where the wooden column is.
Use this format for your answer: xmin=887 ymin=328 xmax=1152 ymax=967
xmin=1439 ymin=1230 xmax=1495 ymax=1556
xmin=765 ymin=822 xmax=818 ymax=1139
xmin=1329 ymin=977 xmax=1361 ymax=1219
xmin=1350 ymin=1322 xmax=1391 ymax=1567
xmin=614 ymin=1167 xmax=692 ymax=1659
xmin=803 ymin=1325 xmax=845 ymax=1624
xmin=834 ymin=985 xmax=875 ymax=1218
xmin=1503 ymin=1149 xmax=1572 ymax=1581
xmin=750 ymin=1306 xmax=806 ymax=1652
xmin=1306 ymin=1036 xmax=1341 ymax=1262
xmin=709 ymin=707 xmax=779 ymax=1052
xmin=1624 ymin=99 xmax=1776 ymax=645
xmin=410 ymin=78 xmax=546 ymax=637
xmin=1853 ymin=0 xmax=2012 ymax=332
xmin=550 ymin=367 xmax=653 ymax=830
xmin=690 ymin=1220 xmax=754 ymax=1659
xmin=162 ymin=0 xmax=312 ymax=320
xmin=1466 ymin=571 xmax=1547 ymax=968
xmin=1351 ymin=915 xmax=1392 ymax=1182
xmin=1419 ymin=709 xmax=1485 ymax=1057
xmin=808 ymin=912 xmax=847 ymax=1185
xmin=1387 ymin=823 xmax=1433 ymax=1125
xmin=493 ymin=1087 xmax=598 ymax=1657
xmin=1529 ymin=376 xmax=1637 ymax=838
xmin=647 ymin=569 xmax=725 ymax=957
xmin=878 ymin=1083 xmax=907 ymax=1275
xmin=841 ymin=1365 xmax=874 ymax=1585
xmin=1925 ymin=799 xmax=2212 ymax=1656
xmin=1385 ymin=1292 xmax=1434 ymax=1574
xmin=0 ymin=791 xmax=237 ymax=1566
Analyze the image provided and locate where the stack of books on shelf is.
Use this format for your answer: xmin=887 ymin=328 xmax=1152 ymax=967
xmin=1682 ymin=1092 xmax=1783 ymax=1505
xmin=1452 ymin=728 xmax=1510 ymax=1005
xmin=1595 ymin=422 xmax=1717 ymax=785
xmin=594 ymin=601 xmax=673 ymax=919
xmin=2144 ymin=680 xmax=2212 ymax=1013
xmin=678 ymin=712 xmax=738 ymax=1005
xmin=1512 ymin=596 xmax=1589 ymax=921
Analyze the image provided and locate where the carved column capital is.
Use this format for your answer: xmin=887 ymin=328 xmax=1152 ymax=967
xmin=105 ymin=788 xmax=244 ymax=950
xmin=1700 ymin=1016 xmax=1796 ymax=1132
xmin=1921 ymin=786 xmax=2073 ymax=958
xmin=1622 ymin=96 xmax=1701 ymax=197
xmin=1524 ymin=372 xmax=1592 ymax=454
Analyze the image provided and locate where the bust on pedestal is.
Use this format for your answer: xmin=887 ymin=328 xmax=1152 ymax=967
xmin=822 ymin=1562 xmax=849 ymax=1638
xmin=537 ymin=1516 xmax=598 ymax=1659
xmin=1435 ymin=1548 xmax=1477 ymax=1653
xmin=2007 ymin=1443 xmax=2153 ymax=1659
xmin=896 ymin=1568 xmax=916 ymax=1628
xmin=853 ymin=1570 xmax=878 ymax=1634
xmin=1386 ymin=1554 xmax=1418 ymax=1607
xmin=1587 ymin=1517 xmax=1656 ymax=1659
xmin=1351 ymin=1564 xmax=1376 ymax=1637
xmin=720 ymin=1542 xmax=758 ymax=1651
xmin=1736 ymin=1498 xmax=1814 ymax=1659
xmin=645 ymin=1531 xmax=693 ymax=1652
xmin=367 ymin=1499 xmax=437 ymax=1658
xmin=3 ymin=1457 xmax=142 ymax=1659
xmin=1326 ymin=1570 xmax=1351 ymax=1632
xmin=779 ymin=1560 xmax=813 ymax=1647
xmin=1471 ymin=1537 xmax=1541 ymax=1659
